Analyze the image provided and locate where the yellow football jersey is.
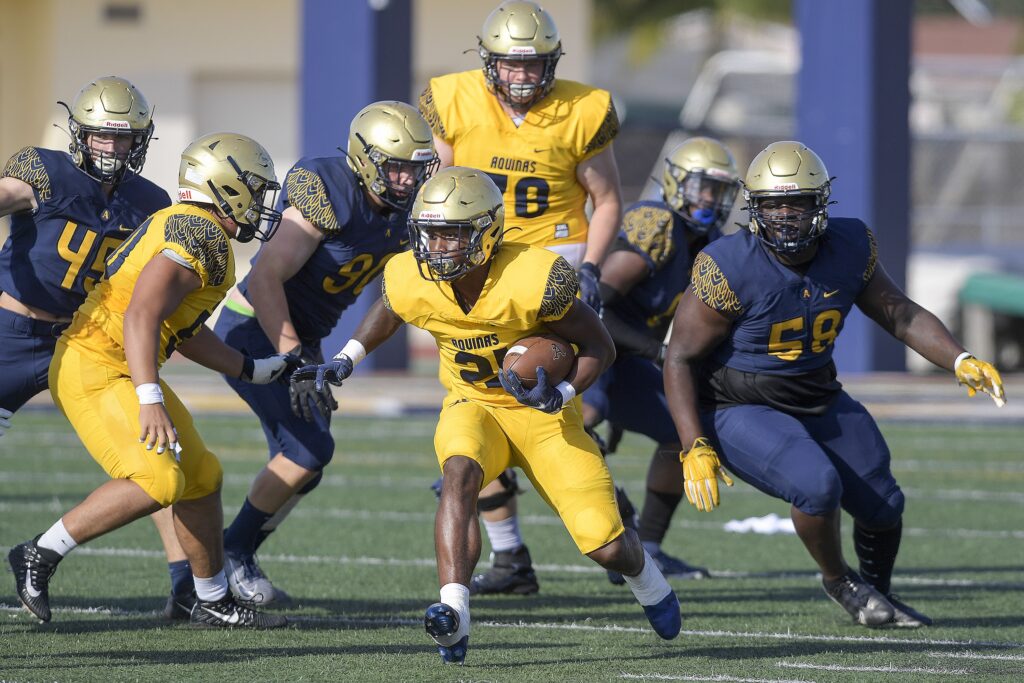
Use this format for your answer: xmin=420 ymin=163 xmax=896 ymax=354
xmin=383 ymin=243 xmax=579 ymax=407
xmin=419 ymin=70 xmax=618 ymax=249
xmin=61 ymin=203 xmax=235 ymax=374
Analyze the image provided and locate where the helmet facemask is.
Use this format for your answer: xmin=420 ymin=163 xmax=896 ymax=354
xmin=356 ymin=133 xmax=440 ymax=212
xmin=746 ymin=188 xmax=830 ymax=254
xmin=67 ymin=113 xmax=153 ymax=185
xmin=480 ymin=47 xmax=560 ymax=109
xmin=664 ymin=162 xmax=740 ymax=236
xmin=206 ymin=156 xmax=282 ymax=243
xmin=410 ymin=212 xmax=502 ymax=282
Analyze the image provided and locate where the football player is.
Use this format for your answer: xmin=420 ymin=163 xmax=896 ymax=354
xmin=198 ymin=101 xmax=436 ymax=609
xmin=7 ymin=133 xmax=292 ymax=628
xmin=663 ymin=140 xmax=1006 ymax=628
xmin=582 ymin=137 xmax=741 ymax=584
xmin=0 ymin=76 xmax=169 ymax=436
xmin=293 ymin=167 xmax=680 ymax=663
xmin=419 ymin=0 xmax=623 ymax=595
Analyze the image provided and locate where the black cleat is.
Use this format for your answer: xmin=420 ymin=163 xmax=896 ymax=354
xmin=190 ymin=594 xmax=288 ymax=629
xmin=823 ymin=571 xmax=895 ymax=627
xmin=469 ymin=545 xmax=539 ymax=596
xmin=8 ymin=536 xmax=61 ymax=622
xmin=163 ymin=590 xmax=197 ymax=621
xmin=882 ymin=594 xmax=932 ymax=628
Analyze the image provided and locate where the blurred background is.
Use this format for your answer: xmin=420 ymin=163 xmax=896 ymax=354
xmin=2 ymin=0 xmax=1022 ymax=377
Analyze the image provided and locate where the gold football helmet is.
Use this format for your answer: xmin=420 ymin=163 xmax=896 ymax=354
xmin=63 ymin=76 xmax=154 ymax=185
xmin=409 ymin=167 xmax=505 ymax=281
xmin=177 ymin=133 xmax=282 ymax=243
xmin=478 ymin=1 xmax=562 ymax=108
xmin=662 ymin=137 xmax=741 ymax=236
xmin=347 ymin=101 xmax=438 ymax=212
xmin=743 ymin=141 xmax=833 ymax=254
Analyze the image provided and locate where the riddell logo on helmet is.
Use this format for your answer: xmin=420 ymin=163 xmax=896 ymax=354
xmin=178 ymin=189 xmax=193 ymax=200
xmin=508 ymin=46 xmax=538 ymax=55
xmin=773 ymin=183 xmax=799 ymax=190
xmin=102 ymin=120 xmax=132 ymax=129
xmin=419 ymin=210 xmax=445 ymax=221
xmin=411 ymin=149 xmax=435 ymax=161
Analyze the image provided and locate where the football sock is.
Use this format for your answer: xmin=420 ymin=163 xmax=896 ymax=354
xmin=853 ymin=519 xmax=902 ymax=595
xmin=482 ymin=515 xmax=523 ymax=554
xmin=223 ymin=497 xmax=274 ymax=556
xmin=193 ymin=571 xmax=229 ymax=602
xmin=623 ymin=549 xmax=673 ymax=606
xmin=253 ymin=492 xmax=307 ymax=552
xmin=437 ymin=582 xmax=471 ymax=645
xmin=638 ymin=489 xmax=684 ymax=545
xmin=37 ymin=518 xmax=78 ymax=557
xmin=168 ymin=559 xmax=194 ymax=596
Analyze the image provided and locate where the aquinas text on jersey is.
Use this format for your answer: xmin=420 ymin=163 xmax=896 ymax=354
xmin=490 ymin=157 xmax=537 ymax=174
xmin=452 ymin=333 xmax=501 ymax=352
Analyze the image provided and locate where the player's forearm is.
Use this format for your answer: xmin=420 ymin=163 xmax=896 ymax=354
xmin=582 ymin=199 xmax=621 ymax=267
xmin=124 ymin=309 xmax=163 ymax=387
xmin=345 ymin=298 xmax=403 ymax=356
xmin=601 ymin=306 xmax=663 ymax=361
xmin=663 ymin=354 xmax=706 ymax=446
xmin=898 ymin=306 xmax=965 ymax=371
xmin=249 ymin=277 xmax=302 ymax=354
xmin=175 ymin=325 xmax=246 ymax=377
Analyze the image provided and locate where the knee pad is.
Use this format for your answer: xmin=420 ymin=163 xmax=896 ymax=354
xmin=140 ymin=463 xmax=186 ymax=508
xmin=298 ymin=470 xmax=323 ymax=495
xmin=477 ymin=470 xmax=521 ymax=512
xmin=797 ymin=468 xmax=843 ymax=516
xmin=184 ymin=450 xmax=224 ymax=500
xmin=856 ymin=488 xmax=905 ymax=529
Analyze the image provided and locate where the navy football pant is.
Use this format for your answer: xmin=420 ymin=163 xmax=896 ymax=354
xmin=0 ymin=308 xmax=69 ymax=412
xmin=583 ymin=354 xmax=679 ymax=445
xmin=701 ymin=390 xmax=904 ymax=528
xmin=214 ymin=307 xmax=334 ymax=472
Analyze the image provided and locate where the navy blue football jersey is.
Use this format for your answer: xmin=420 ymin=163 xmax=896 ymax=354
xmin=0 ymin=147 xmax=170 ymax=317
xmin=238 ymin=156 xmax=408 ymax=343
xmin=692 ymin=217 xmax=877 ymax=374
xmin=610 ymin=200 xmax=719 ymax=342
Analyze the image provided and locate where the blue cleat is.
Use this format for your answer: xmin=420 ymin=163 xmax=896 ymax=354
xmin=424 ymin=602 xmax=468 ymax=664
xmin=642 ymin=591 xmax=682 ymax=640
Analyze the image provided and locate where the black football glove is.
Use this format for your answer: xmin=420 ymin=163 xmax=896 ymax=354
xmin=287 ymin=344 xmax=338 ymax=422
xmin=578 ymin=262 xmax=603 ymax=314
xmin=499 ymin=366 xmax=564 ymax=413
xmin=291 ymin=353 xmax=355 ymax=394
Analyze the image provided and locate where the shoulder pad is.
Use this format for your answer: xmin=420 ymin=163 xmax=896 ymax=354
xmin=286 ymin=166 xmax=342 ymax=235
xmin=539 ymin=256 xmax=579 ymax=321
xmin=621 ymin=204 xmax=676 ymax=269
xmin=163 ymin=213 xmax=230 ymax=286
xmin=3 ymin=147 xmax=52 ymax=201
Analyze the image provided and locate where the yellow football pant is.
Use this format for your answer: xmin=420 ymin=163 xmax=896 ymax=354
xmin=49 ymin=341 xmax=222 ymax=507
xmin=434 ymin=396 xmax=623 ymax=554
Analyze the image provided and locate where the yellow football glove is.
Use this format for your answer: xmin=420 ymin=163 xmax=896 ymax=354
xmin=954 ymin=353 xmax=1006 ymax=408
xmin=679 ymin=437 xmax=734 ymax=512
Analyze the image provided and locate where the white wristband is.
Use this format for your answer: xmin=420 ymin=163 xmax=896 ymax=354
xmin=338 ymin=339 xmax=367 ymax=366
xmin=135 ymin=382 xmax=164 ymax=405
xmin=555 ymin=381 xmax=576 ymax=406
xmin=953 ymin=351 xmax=973 ymax=372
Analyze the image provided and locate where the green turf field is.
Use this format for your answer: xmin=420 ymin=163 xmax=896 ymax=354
xmin=1 ymin=410 xmax=1022 ymax=682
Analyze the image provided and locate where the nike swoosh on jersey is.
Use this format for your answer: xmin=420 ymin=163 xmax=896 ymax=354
xmin=202 ymin=605 xmax=241 ymax=625
xmin=823 ymin=290 xmax=840 ymax=298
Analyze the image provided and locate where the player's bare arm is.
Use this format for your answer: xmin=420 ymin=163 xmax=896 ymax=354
xmin=350 ymin=297 xmax=405 ymax=353
xmin=124 ymin=253 xmax=201 ymax=454
xmin=175 ymin=325 xmax=249 ymax=377
xmin=433 ymin=134 xmax=454 ymax=169
xmin=663 ymin=288 xmax=733 ymax=445
xmin=855 ymin=261 xmax=965 ymax=369
xmin=577 ymin=144 xmax=622 ymax=267
xmin=246 ymin=205 xmax=324 ymax=353
xmin=544 ymin=298 xmax=615 ymax=393
xmin=0 ymin=176 xmax=37 ymax=216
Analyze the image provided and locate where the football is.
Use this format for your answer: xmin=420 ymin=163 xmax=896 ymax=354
xmin=502 ymin=334 xmax=576 ymax=389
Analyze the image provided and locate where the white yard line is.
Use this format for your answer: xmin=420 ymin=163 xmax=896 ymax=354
xmin=927 ymin=650 xmax=1024 ymax=662
xmin=622 ymin=674 xmax=815 ymax=683
xmin=776 ymin=661 xmax=971 ymax=675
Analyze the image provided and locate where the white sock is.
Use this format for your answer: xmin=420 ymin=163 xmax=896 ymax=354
xmin=194 ymin=571 xmax=229 ymax=602
xmin=483 ymin=515 xmax=523 ymax=553
xmin=437 ymin=582 xmax=471 ymax=646
xmin=37 ymin=518 xmax=78 ymax=557
xmin=623 ymin=549 xmax=672 ymax=606
xmin=641 ymin=540 xmax=662 ymax=556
